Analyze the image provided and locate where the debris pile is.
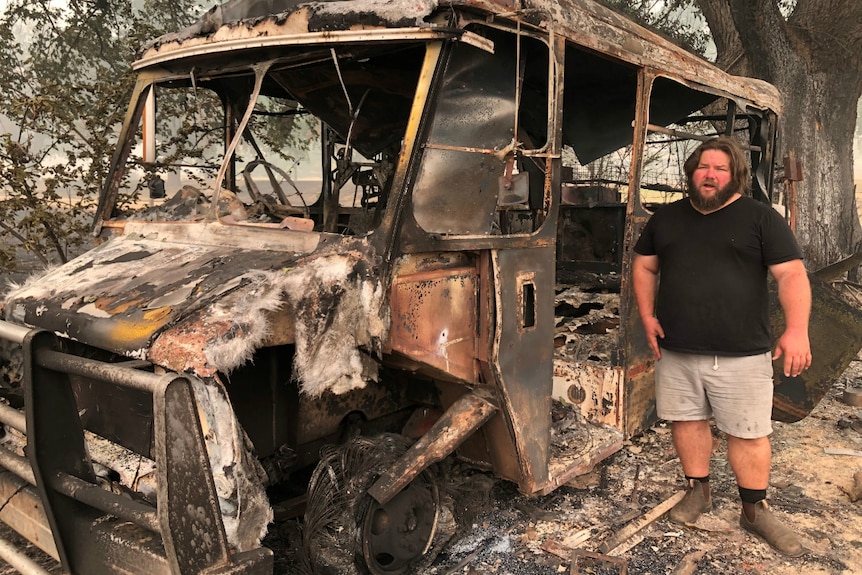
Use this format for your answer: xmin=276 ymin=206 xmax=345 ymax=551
xmin=418 ymin=357 xmax=862 ymax=575
xmin=554 ymin=285 xmax=619 ymax=364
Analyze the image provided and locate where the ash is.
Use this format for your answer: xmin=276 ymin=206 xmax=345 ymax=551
xmin=258 ymin=357 xmax=862 ymax=575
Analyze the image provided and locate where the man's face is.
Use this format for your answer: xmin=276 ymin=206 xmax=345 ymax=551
xmin=688 ymin=149 xmax=737 ymax=212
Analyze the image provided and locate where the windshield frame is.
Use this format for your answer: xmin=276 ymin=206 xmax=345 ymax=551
xmin=94 ymin=33 xmax=472 ymax=238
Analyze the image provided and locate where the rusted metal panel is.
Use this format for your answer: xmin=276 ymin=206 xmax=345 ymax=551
xmin=622 ymin=358 xmax=658 ymax=438
xmin=491 ymin=247 xmax=554 ymax=493
xmin=148 ymin=312 xmax=237 ymax=377
xmin=620 ymin=241 xmax=659 ymax=437
xmin=552 ymin=361 xmax=623 ymax=429
xmin=389 ymin=266 xmax=479 ymax=382
xmin=140 ymin=0 xmax=780 ymax=116
xmin=770 ymin=275 xmax=862 ymax=422
xmin=619 ymin=69 xmax=659 ymax=439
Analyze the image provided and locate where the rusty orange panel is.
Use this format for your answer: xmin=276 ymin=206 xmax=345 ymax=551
xmin=389 ymin=267 xmax=478 ymax=382
xmin=149 ymin=312 xmax=231 ymax=377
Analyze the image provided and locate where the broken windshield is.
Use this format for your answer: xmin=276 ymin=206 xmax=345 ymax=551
xmin=117 ymin=43 xmax=426 ymax=235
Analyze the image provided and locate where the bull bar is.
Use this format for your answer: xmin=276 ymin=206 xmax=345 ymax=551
xmin=0 ymin=319 xmax=272 ymax=575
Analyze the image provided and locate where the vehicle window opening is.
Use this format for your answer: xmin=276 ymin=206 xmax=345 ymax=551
xmin=124 ymin=45 xmax=426 ymax=235
xmin=553 ymin=44 xmax=639 ymax=370
xmin=556 ymin=43 xmax=636 ymax=276
xmin=411 ymin=25 xmax=550 ymax=236
xmin=640 ymin=77 xmax=769 ymax=212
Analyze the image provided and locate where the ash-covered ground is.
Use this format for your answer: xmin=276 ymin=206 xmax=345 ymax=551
xmin=0 ymin=369 xmax=860 ymax=575
xmin=418 ymin=357 xmax=862 ymax=575
xmin=256 ymin=356 xmax=862 ymax=575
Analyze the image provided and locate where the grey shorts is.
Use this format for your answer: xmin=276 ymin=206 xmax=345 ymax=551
xmin=655 ymin=349 xmax=774 ymax=439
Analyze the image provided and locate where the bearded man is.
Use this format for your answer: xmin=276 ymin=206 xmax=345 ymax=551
xmin=632 ymin=136 xmax=812 ymax=556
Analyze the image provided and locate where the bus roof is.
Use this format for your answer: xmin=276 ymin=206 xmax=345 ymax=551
xmin=137 ymin=0 xmax=781 ymax=114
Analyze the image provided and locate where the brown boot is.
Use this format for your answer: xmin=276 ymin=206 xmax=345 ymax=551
xmin=740 ymin=500 xmax=806 ymax=557
xmin=669 ymin=479 xmax=712 ymax=525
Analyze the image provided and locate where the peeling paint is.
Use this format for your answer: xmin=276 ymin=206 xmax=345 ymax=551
xmin=76 ymin=303 xmax=113 ymax=318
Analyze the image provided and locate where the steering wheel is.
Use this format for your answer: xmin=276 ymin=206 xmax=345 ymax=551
xmin=241 ymin=159 xmax=309 ymax=218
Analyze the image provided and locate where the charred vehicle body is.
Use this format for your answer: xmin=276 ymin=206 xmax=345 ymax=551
xmin=0 ymin=0 xmax=860 ymax=573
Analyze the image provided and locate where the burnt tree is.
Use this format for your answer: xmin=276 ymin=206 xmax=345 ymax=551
xmin=695 ymin=0 xmax=862 ymax=271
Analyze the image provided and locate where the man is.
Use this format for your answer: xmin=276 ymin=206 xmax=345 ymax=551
xmin=632 ymin=136 xmax=812 ymax=557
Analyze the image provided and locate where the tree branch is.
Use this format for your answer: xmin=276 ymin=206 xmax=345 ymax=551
xmin=693 ymin=0 xmax=744 ymax=72
xmin=0 ymin=220 xmax=51 ymax=267
xmin=724 ymin=0 xmax=795 ymax=82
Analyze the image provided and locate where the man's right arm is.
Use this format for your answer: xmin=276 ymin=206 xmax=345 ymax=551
xmin=632 ymin=253 xmax=664 ymax=359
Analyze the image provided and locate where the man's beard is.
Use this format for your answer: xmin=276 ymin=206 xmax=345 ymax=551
xmin=687 ymin=179 xmax=737 ymax=212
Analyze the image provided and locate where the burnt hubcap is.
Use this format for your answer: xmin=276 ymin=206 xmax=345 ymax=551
xmin=361 ymin=481 xmax=438 ymax=574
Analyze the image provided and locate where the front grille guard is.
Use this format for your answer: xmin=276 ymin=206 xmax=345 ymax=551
xmin=0 ymin=320 xmax=272 ymax=575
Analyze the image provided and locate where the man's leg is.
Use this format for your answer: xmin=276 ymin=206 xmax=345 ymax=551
xmin=728 ymin=434 xmax=805 ymax=556
xmin=668 ymin=419 xmax=713 ymax=524
xmin=673 ymin=420 xmax=712 ymax=477
xmin=655 ymin=351 xmax=714 ymax=524
xmin=726 ymin=434 xmax=770 ymax=490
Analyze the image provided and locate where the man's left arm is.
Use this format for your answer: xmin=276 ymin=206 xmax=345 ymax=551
xmin=768 ymin=259 xmax=812 ymax=377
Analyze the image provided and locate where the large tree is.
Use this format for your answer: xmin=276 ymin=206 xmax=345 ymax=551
xmin=0 ymin=0 xmax=204 ymax=274
xmin=700 ymin=0 xmax=862 ymax=272
xmin=607 ymin=0 xmax=862 ymax=271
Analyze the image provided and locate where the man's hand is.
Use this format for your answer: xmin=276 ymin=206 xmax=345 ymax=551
xmin=633 ymin=253 xmax=663 ymax=360
xmin=642 ymin=316 xmax=665 ymax=360
xmin=772 ymin=328 xmax=811 ymax=377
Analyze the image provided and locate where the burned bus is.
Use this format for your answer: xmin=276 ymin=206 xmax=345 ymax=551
xmin=0 ymin=0 xmax=859 ymax=573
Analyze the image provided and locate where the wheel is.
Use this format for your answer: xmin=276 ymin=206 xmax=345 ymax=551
xmin=302 ymin=434 xmax=442 ymax=575
xmin=358 ymin=477 xmax=438 ymax=574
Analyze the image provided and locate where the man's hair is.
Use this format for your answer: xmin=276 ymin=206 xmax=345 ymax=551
xmin=683 ymin=136 xmax=750 ymax=195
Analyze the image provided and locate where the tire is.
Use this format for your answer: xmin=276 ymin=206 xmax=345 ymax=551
xmin=302 ymin=434 xmax=444 ymax=575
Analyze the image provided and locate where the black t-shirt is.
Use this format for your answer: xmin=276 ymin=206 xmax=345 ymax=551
xmin=634 ymin=196 xmax=803 ymax=356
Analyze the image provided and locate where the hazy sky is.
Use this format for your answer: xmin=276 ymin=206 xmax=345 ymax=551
xmin=0 ymin=0 xmax=859 ymax=180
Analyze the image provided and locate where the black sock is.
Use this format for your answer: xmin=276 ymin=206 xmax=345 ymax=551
xmin=738 ymin=486 xmax=766 ymax=504
xmin=685 ymin=475 xmax=709 ymax=483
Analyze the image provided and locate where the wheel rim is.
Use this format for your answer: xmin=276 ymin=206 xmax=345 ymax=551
xmin=303 ymin=435 xmax=443 ymax=574
xmin=360 ymin=479 xmax=439 ymax=574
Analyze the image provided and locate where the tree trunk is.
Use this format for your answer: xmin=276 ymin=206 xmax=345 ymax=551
xmin=783 ymin=62 xmax=861 ymax=271
xmin=698 ymin=0 xmax=862 ymax=272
